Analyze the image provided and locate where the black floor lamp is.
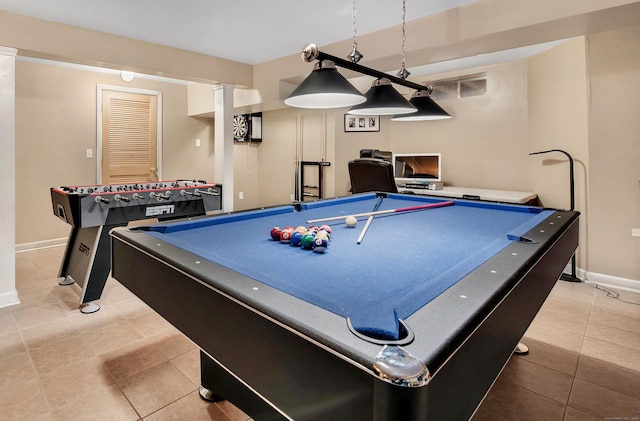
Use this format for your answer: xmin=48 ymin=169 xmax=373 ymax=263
xmin=529 ymin=149 xmax=581 ymax=282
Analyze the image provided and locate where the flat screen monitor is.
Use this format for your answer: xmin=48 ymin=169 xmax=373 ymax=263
xmin=393 ymin=153 xmax=441 ymax=186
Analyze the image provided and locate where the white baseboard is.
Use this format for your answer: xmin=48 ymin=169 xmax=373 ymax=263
xmin=15 ymin=238 xmax=66 ymax=253
xmin=0 ymin=290 xmax=20 ymax=309
xmin=579 ymin=269 xmax=640 ymax=294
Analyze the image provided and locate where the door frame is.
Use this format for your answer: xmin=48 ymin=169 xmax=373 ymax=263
xmin=96 ymin=85 xmax=163 ymax=183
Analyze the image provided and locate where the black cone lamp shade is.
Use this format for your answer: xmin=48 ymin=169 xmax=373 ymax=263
xmin=284 ymin=60 xmax=366 ymax=109
xmin=348 ymin=78 xmax=417 ymax=116
xmin=391 ymin=90 xmax=451 ymax=121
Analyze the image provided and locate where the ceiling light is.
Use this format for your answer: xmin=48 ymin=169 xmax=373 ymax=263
xmin=391 ymin=90 xmax=452 ymax=121
xmin=120 ymin=71 xmax=134 ymax=82
xmin=284 ymin=60 xmax=366 ymax=109
xmin=348 ymin=78 xmax=417 ymax=116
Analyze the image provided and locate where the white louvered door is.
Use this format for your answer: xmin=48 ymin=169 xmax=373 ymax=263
xmin=101 ymin=90 xmax=158 ymax=184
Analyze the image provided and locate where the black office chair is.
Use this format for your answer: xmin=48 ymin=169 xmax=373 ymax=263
xmin=348 ymin=158 xmax=398 ymax=194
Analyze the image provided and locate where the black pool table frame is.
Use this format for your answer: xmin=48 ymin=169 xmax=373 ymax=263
xmin=110 ymin=202 xmax=579 ymax=421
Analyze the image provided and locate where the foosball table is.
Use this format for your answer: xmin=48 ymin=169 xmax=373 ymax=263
xmin=51 ymin=180 xmax=222 ymax=313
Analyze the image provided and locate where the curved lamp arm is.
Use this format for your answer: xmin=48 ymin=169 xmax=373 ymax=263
xmin=529 ymin=149 xmax=575 ymax=211
xmin=529 ymin=149 xmax=580 ymax=282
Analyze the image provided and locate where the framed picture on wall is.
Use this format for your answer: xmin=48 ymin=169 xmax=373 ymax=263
xmin=344 ymin=114 xmax=380 ymax=132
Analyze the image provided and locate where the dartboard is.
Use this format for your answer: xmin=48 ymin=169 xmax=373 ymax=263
xmin=233 ymin=115 xmax=249 ymax=141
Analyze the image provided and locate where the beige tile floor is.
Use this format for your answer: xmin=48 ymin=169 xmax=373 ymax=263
xmin=2 ymin=246 xmax=639 ymax=420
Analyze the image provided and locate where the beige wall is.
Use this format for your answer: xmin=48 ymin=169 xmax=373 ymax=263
xmin=255 ymin=108 xmax=339 ymax=208
xmin=389 ymin=61 xmax=529 ymax=191
xmin=15 ymin=60 xmax=216 ymax=245
xmin=587 ymin=25 xmax=640 ymax=282
xmin=527 ymin=37 xmax=590 ymax=270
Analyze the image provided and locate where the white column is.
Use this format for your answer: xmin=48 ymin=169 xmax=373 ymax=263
xmin=213 ymin=83 xmax=235 ymax=212
xmin=0 ymin=46 xmax=19 ymax=308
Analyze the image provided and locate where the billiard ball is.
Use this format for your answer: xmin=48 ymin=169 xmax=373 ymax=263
xmin=280 ymin=228 xmax=294 ymax=243
xmin=316 ymin=230 xmax=330 ymax=240
xmin=301 ymin=232 xmax=316 ymax=249
xmin=313 ymin=237 xmax=329 ymax=253
xmin=319 ymin=225 xmax=332 ymax=234
xmin=345 ymin=216 xmax=357 ymax=228
xmin=270 ymin=227 xmax=282 ymax=241
xmin=290 ymin=231 xmax=303 ymax=247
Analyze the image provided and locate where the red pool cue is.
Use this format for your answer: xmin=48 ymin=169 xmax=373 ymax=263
xmin=306 ymin=200 xmax=455 ymax=224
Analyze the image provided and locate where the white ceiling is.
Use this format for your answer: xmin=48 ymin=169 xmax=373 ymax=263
xmin=0 ymin=0 xmax=478 ymax=65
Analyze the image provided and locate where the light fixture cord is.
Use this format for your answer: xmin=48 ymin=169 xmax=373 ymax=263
xmin=398 ymin=0 xmax=410 ymax=79
xmin=347 ymin=0 xmax=363 ymax=63
xmin=352 ymin=0 xmax=358 ymax=53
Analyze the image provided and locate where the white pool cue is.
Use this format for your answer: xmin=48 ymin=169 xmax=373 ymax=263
xmin=357 ymin=196 xmax=383 ymax=244
xmin=356 ymin=216 xmax=374 ymax=244
xmin=306 ymin=201 xmax=455 ymax=224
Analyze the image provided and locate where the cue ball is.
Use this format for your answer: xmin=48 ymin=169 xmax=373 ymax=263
xmin=345 ymin=216 xmax=357 ymax=228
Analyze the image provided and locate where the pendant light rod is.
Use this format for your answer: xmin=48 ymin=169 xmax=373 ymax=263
xmin=301 ymin=43 xmax=429 ymax=92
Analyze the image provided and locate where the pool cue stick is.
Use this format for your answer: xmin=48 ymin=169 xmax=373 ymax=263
xmin=306 ymin=200 xmax=455 ymax=224
xmin=357 ymin=196 xmax=383 ymax=244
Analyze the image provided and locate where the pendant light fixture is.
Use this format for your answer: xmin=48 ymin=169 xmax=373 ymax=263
xmin=284 ymin=0 xmax=366 ymax=109
xmin=391 ymin=89 xmax=452 ymax=121
xmin=284 ymin=59 xmax=366 ymax=109
xmin=285 ymin=0 xmax=450 ymax=119
xmin=347 ymin=78 xmax=416 ymax=115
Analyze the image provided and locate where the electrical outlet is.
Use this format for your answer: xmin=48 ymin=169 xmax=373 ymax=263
xmin=196 ymin=139 xmax=201 ymax=147
xmin=239 ymin=192 xmax=244 ymax=200
xmin=632 ymin=228 xmax=640 ymax=237
xmin=86 ymin=148 xmax=93 ymax=159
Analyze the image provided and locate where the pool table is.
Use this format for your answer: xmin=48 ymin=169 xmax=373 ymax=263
xmin=110 ymin=193 xmax=579 ymax=420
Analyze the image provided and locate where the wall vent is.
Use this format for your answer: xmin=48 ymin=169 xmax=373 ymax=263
xmin=426 ymin=73 xmax=487 ymax=100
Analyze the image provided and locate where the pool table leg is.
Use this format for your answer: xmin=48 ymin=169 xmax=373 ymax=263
xmin=198 ymin=351 xmax=286 ymax=420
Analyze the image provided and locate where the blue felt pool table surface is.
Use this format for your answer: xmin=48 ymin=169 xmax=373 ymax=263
xmin=146 ymin=193 xmax=552 ymax=340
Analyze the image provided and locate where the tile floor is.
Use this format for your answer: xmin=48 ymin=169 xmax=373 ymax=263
xmin=1 ymin=246 xmax=639 ymax=420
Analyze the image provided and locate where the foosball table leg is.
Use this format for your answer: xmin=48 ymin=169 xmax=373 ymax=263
xmin=57 ymin=223 xmax=122 ymax=314
xmin=58 ymin=275 xmax=75 ymax=286
xmin=80 ymin=302 xmax=100 ymax=314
